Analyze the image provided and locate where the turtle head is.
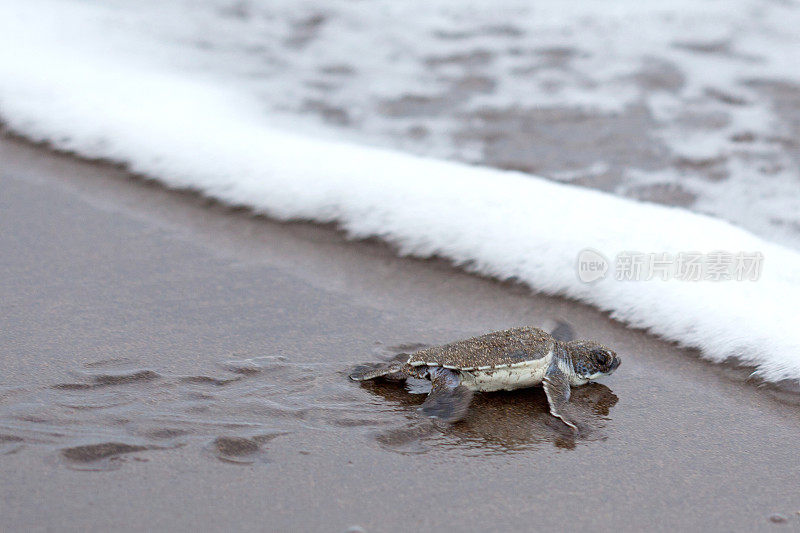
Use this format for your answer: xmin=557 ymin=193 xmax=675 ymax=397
xmin=565 ymin=340 xmax=621 ymax=381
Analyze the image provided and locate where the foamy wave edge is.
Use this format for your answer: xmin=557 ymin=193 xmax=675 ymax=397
xmin=1 ymin=1 xmax=799 ymax=383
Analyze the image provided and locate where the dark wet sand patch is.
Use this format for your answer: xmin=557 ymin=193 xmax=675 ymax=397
xmin=178 ymin=375 xmax=243 ymax=386
xmin=59 ymin=442 xmax=160 ymax=471
xmin=61 ymin=442 xmax=150 ymax=462
xmin=210 ymin=436 xmax=261 ymax=463
xmin=144 ymin=428 xmax=192 ymax=440
xmin=0 ymin=434 xmax=25 ymax=455
xmin=220 ymin=355 xmax=291 ymax=375
xmin=53 ymin=369 xmax=160 ymax=390
xmin=209 ymin=433 xmax=284 ymax=464
xmin=92 ymin=370 xmax=160 ymax=386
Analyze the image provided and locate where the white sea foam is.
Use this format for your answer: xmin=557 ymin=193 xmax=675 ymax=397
xmin=11 ymin=0 xmax=797 ymax=248
xmin=1 ymin=0 xmax=800 ymax=382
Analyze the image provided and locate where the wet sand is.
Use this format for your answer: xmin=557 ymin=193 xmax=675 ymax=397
xmin=1 ymin=133 xmax=799 ymax=531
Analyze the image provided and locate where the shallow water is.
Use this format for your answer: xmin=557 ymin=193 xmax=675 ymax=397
xmin=0 ymin=347 xmax=619 ymax=471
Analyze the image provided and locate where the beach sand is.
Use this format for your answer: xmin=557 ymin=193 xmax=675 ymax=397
xmin=1 ymin=133 xmax=799 ymax=531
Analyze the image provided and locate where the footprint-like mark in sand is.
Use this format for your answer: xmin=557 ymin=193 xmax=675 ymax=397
xmin=0 ymin=355 xmax=339 ymax=469
xmin=0 ymin=363 xmax=225 ymax=467
xmin=0 ymin=434 xmax=24 ymax=455
xmin=59 ymin=442 xmax=160 ymax=471
xmin=53 ymin=369 xmax=161 ymax=390
xmin=207 ymin=433 xmax=284 ymax=465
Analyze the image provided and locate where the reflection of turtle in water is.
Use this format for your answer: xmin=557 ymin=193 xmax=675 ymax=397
xmin=350 ymin=325 xmax=620 ymax=429
xmin=367 ymin=382 xmax=619 ymax=454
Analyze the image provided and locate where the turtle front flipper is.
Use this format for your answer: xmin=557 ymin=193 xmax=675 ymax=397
xmin=543 ymin=365 xmax=578 ymax=430
xmin=419 ymin=367 xmax=473 ymax=423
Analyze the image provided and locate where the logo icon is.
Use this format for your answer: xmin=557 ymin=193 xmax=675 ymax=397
xmin=576 ymin=248 xmax=609 ymax=283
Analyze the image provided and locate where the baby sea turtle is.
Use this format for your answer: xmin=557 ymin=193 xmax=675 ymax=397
xmin=349 ymin=325 xmax=620 ymax=429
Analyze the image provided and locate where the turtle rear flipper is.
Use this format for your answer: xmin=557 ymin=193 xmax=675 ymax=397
xmin=419 ymin=367 xmax=473 ymax=423
xmin=544 ymin=319 xmax=575 ymax=342
xmin=349 ymin=361 xmax=408 ymax=381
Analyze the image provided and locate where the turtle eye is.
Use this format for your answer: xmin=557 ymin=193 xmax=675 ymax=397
xmin=591 ymin=349 xmax=609 ymax=366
